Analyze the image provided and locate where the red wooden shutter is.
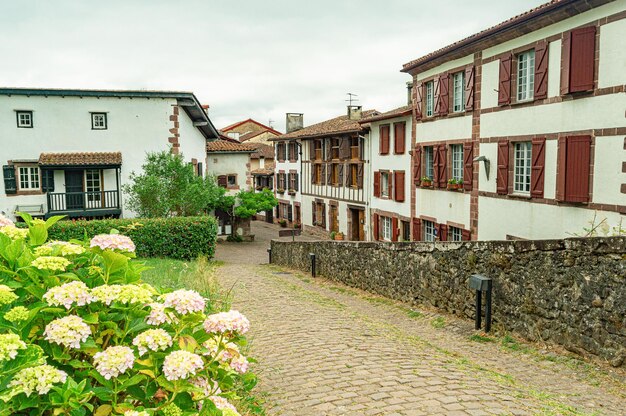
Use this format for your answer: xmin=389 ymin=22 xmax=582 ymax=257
xmin=357 ymin=163 xmax=364 ymax=188
xmin=497 ymin=140 xmax=509 ymax=194
xmin=437 ymin=145 xmax=447 ymax=188
xmin=534 ymin=41 xmax=549 ymax=100
xmin=380 ymin=125 xmax=390 ymax=154
xmin=217 ymin=175 xmax=227 ymax=187
xmin=394 ymin=123 xmax=406 ymax=154
xmin=570 ymin=26 xmax=596 ymax=93
xmin=498 ymin=53 xmax=512 ymax=105
xmin=309 ymin=141 xmax=315 ymax=161
xmin=464 ymin=65 xmax=475 ymax=111
xmin=438 ymin=223 xmax=448 ymax=242
xmin=412 ymin=218 xmax=421 ymax=241
xmin=531 ymin=138 xmax=546 ymax=198
xmin=462 ymin=229 xmax=471 ymax=241
xmin=320 ymin=163 xmax=327 ymax=185
xmin=394 ymin=171 xmax=405 ymax=202
xmin=413 ymin=146 xmax=422 ymax=186
xmin=565 ymin=135 xmax=592 ymax=202
xmin=392 ymin=217 xmax=399 ymax=242
xmin=561 ymin=32 xmax=572 ymax=95
xmin=373 ymin=213 xmax=379 ymax=240
xmin=373 ymin=171 xmax=381 ymax=198
xmin=438 ymin=73 xmax=449 ymax=116
xmin=433 ymin=77 xmax=441 ymax=115
xmin=463 ymin=143 xmax=473 ymax=191
xmin=414 ymin=82 xmax=423 ymax=120
xmin=433 ymin=145 xmax=440 ymax=186
xmin=556 ymin=137 xmax=567 ymax=200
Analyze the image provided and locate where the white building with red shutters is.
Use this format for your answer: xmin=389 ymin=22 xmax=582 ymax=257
xmin=362 ymin=105 xmax=413 ymax=241
xmin=403 ymin=0 xmax=625 ymax=241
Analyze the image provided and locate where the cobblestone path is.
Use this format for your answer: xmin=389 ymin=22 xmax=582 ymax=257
xmin=214 ymin=223 xmax=625 ymax=416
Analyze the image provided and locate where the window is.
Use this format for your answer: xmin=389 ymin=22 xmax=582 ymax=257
xmin=313 ymin=164 xmax=322 ymax=185
xmin=350 ymin=164 xmax=358 ymax=187
xmin=314 ymin=201 xmax=326 ymax=228
xmin=289 ymin=172 xmax=297 ymax=191
xmin=517 ymin=50 xmax=535 ymax=102
xmin=401 ymin=221 xmax=411 ymax=242
xmin=449 ymin=226 xmax=463 ymax=242
xmin=381 ymin=217 xmax=392 ymax=241
xmin=85 ymin=169 xmax=102 ymax=202
xmin=514 ymin=142 xmax=532 ymax=193
xmin=424 ymin=147 xmax=434 ymax=180
xmin=350 ymin=137 xmax=360 ymax=159
xmin=380 ymin=172 xmax=390 ymax=198
xmin=277 ymin=173 xmax=286 ymax=190
xmin=452 ymin=72 xmax=465 ymax=112
xmin=329 ymin=205 xmax=339 ymax=232
xmin=16 ymin=111 xmax=33 ymax=128
xmin=425 ymin=81 xmax=434 ymax=117
xmin=330 ymin=138 xmax=340 ymax=159
xmin=313 ymin=140 xmax=323 ymax=160
xmin=451 ymin=144 xmax=463 ymax=181
xmin=423 ymin=220 xmax=436 ymax=242
xmin=91 ymin=113 xmax=107 ymax=130
xmin=18 ymin=166 xmax=39 ymax=190
xmin=331 ymin=164 xmax=339 ymax=186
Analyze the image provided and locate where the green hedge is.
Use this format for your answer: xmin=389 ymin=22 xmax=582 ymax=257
xmin=44 ymin=216 xmax=218 ymax=260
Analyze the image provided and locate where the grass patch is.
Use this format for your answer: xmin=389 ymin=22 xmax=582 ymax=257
xmin=407 ymin=310 xmax=423 ymax=319
xmin=501 ymin=334 xmax=532 ymax=353
xmin=469 ymin=334 xmax=495 ymax=343
xmin=430 ymin=316 xmax=446 ymax=329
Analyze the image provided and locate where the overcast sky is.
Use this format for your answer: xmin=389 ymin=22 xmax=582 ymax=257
xmin=0 ymin=0 xmax=546 ymax=133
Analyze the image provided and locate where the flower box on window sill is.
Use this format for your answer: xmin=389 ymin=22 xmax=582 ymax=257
xmin=255 ymin=186 xmax=263 ymax=191
xmin=277 ymin=188 xmax=285 ymax=194
xmin=288 ymin=189 xmax=296 ymax=196
xmin=420 ymin=178 xmax=433 ymax=188
xmin=447 ymin=180 xmax=464 ymax=191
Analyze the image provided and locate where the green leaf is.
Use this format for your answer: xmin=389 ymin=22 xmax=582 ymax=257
xmin=94 ymin=404 xmax=112 ymax=416
xmin=101 ymin=250 xmax=129 ymax=276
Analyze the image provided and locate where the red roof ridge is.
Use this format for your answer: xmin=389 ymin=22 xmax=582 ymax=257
xmin=221 ymin=118 xmax=283 ymax=136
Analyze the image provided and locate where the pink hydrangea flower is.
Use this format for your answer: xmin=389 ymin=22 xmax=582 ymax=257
xmin=163 ymin=289 xmax=205 ymax=315
xmin=229 ymin=354 xmax=249 ymax=374
xmin=209 ymin=396 xmax=240 ymax=414
xmin=43 ymin=281 xmax=94 ymax=310
xmin=90 ymin=234 xmax=136 ymax=252
xmin=93 ymin=346 xmax=135 ymax=380
xmin=162 ymin=350 xmax=204 ymax=381
xmin=203 ymin=311 xmax=250 ymax=335
xmin=146 ymin=303 xmax=177 ymax=326
xmin=0 ymin=214 xmax=14 ymax=227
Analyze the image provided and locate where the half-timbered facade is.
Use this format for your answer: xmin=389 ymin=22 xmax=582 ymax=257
xmin=277 ymin=107 xmax=379 ymax=240
xmin=403 ymin=0 xmax=625 ymax=241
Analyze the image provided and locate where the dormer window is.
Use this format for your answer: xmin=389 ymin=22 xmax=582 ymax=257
xmin=91 ymin=112 xmax=107 ymax=130
xmin=16 ymin=111 xmax=33 ymax=128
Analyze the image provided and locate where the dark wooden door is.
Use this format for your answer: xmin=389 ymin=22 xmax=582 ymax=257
xmin=65 ymin=170 xmax=84 ymax=210
xmin=358 ymin=210 xmax=365 ymax=241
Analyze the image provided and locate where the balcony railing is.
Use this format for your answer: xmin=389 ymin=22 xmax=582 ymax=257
xmin=46 ymin=190 xmax=121 ymax=218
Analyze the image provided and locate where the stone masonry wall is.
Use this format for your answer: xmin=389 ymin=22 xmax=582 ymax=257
xmin=270 ymin=237 xmax=626 ymax=366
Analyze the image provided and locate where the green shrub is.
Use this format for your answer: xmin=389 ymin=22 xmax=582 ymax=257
xmin=44 ymin=216 xmax=217 ymax=260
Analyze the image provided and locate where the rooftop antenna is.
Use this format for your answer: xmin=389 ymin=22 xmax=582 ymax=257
xmin=268 ymin=118 xmax=275 ymax=129
xmin=345 ymin=93 xmax=359 ymax=107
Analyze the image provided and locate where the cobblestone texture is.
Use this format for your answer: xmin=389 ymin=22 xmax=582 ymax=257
xmin=214 ymin=222 xmax=626 ymax=416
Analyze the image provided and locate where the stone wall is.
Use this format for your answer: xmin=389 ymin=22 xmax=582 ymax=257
xmin=270 ymin=237 xmax=626 ymax=366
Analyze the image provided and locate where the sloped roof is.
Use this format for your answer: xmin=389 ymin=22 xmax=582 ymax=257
xmin=249 ymin=143 xmax=275 ymax=159
xmin=251 ymin=168 xmax=274 ymax=175
xmin=221 ymin=118 xmax=282 ymax=136
xmin=239 ymin=129 xmax=282 ymax=142
xmin=360 ymin=105 xmax=412 ymax=123
xmin=277 ymin=110 xmax=380 ymax=141
xmin=401 ymin=0 xmax=611 ymax=74
xmin=206 ymin=140 xmax=256 ymax=153
xmin=39 ymin=152 xmax=122 ymax=167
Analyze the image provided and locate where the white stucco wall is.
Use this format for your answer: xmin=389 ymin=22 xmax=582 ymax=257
xmin=0 ymin=95 xmax=209 ymax=219
xmin=592 ymin=135 xmax=626 ymax=206
xmin=416 ymin=189 xmax=471 ymax=230
xmin=416 ymin=115 xmax=472 ymax=143
xmin=178 ymin=110 xmax=208 ymax=174
xmin=207 ymin=152 xmax=251 ymax=195
xmin=599 ymin=18 xmax=626 ymax=88
xmin=416 ymin=55 xmax=474 ymax=82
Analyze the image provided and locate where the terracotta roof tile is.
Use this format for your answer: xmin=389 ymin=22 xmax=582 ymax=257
xmin=39 ymin=152 xmax=122 ymax=166
xmin=277 ymin=109 xmax=379 ymax=141
xmin=249 ymin=144 xmax=275 ymax=159
xmin=251 ymin=168 xmax=274 ymax=175
xmin=206 ymin=140 xmax=257 ymax=153
xmin=360 ymin=105 xmax=412 ymax=123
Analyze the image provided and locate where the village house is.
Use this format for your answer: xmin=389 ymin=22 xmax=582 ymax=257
xmin=277 ymin=107 xmax=379 ymax=240
xmin=220 ymin=118 xmax=282 ymax=145
xmin=403 ymin=0 xmax=625 ymax=241
xmin=361 ymin=103 xmax=413 ymax=241
xmin=0 ymin=88 xmax=218 ymax=221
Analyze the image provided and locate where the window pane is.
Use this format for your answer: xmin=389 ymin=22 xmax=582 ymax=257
xmin=514 ymin=142 xmax=532 ymax=193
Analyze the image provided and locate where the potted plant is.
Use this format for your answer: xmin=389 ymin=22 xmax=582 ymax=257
xmin=294 ymin=221 xmax=302 ymax=229
xmin=447 ymin=178 xmax=457 ymax=190
xmin=278 ymin=219 xmax=287 ymax=228
xmin=330 ymin=231 xmax=337 ymax=240
xmin=288 ymin=188 xmax=296 ymax=196
xmin=335 ymin=231 xmax=344 ymax=241
xmin=456 ymin=179 xmax=465 ymax=191
xmin=255 ymin=185 xmax=263 ymax=191
xmin=277 ymin=188 xmax=285 ymax=194
xmin=421 ymin=176 xmax=433 ymax=187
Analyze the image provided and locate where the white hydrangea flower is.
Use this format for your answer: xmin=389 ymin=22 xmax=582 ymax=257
xmin=163 ymin=350 xmax=204 ymax=381
xmin=44 ymin=315 xmax=91 ymax=349
xmin=209 ymin=396 xmax=241 ymax=415
xmin=123 ymin=412 xmax=149 ymax=416
xmin=0 ymin=225 xmax=28 ymax=240
xmin=43 ymin=281 xmax=94 ymax=310
xmin=8 ymin=364 xmax=67 ymax=396
xmin=0 ymin=333 xmax=27 ymax=361
xmin=146 ymin=302 xmax=177 ymax=326
xmin=163 ymin=289 xmax=205 ymax=315
xmin=203 ymin=310 xmax=250 ymax=335
xmin=90 ymin=234 xmax=136 ymax=252
xmin=132 ymin=328 xmax=173 ymax=356
xmin=31 ymin=256 xmax=71 ymax=272
xmin=229 ymin=354 xmax=249 ymax=374
xmin=93 ymin=346 xmax=135 ymax=380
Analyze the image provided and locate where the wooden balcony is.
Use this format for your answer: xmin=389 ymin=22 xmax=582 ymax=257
xmin=46 ymin=190 xmax=121 ymax=219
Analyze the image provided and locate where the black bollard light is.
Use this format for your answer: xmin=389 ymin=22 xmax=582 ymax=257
xmin=309 ymin=252 xmax=316 ymax=277
xmin=267 ymin=248 xmax=272 ymax=264
xmin=469 ymin=274 xmax=493 ymax=332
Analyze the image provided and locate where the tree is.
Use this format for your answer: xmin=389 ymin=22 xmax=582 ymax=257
xmin=220 ymin=189 xmax=278 ymax=237
xmin=123 ymin=151 xmax=226 ymax=217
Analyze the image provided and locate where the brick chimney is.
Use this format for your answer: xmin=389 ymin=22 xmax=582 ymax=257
xmin=406 ymin=82 xmax=413 ymax=106
xmin=347 ymin=105 xmax=362 ymax=120
xmin=286 ymin=113 xmax=304 ymax=133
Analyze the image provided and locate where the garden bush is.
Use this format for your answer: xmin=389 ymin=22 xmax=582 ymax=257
xmin=43 ymin=216 xmax=218 ymax=260
xmin=0 ymin=214 xmax=256 ymax=415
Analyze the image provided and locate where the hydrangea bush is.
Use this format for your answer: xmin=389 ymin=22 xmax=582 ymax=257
xmin=0 ymin=213 xmax=256 ymax=415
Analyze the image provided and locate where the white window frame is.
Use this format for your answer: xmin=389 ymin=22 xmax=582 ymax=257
xmin=380 ymin=171 xmax=390 ymax=198
xmin=449 ymin=226 xmax=463 ymax=242
xmin=382 ymin=217 xmax=392 ymax=241
xmin=425 ymin=81 xmax=434 ymax=117
xmin=91 ymin=113 xmax=107 ymax=130
xmin=423 ymin=220 xmax=436 ymax=242
xmin=451 ymin=144 xmax=464 ymax=181
xmin=517 ymin=50 xmax=535 ymax=102
xmin=452 ymin=72 xmax=465 ymax=112
xmin=424 ymin=147 xmax=434 ymax=180
xmin=16 ymin=111 xmax=33 ymax=128
xmin=18 ymin=166 xmax=40 ymax=190
xmin=85 ymin=169 xmax=102 ymax=202
xmin=514 ymin=141 xmax=532 ymax=194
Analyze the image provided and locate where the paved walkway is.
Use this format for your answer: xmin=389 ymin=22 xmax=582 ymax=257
xmin=215 ymin=222 xmax=626 ymax=416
